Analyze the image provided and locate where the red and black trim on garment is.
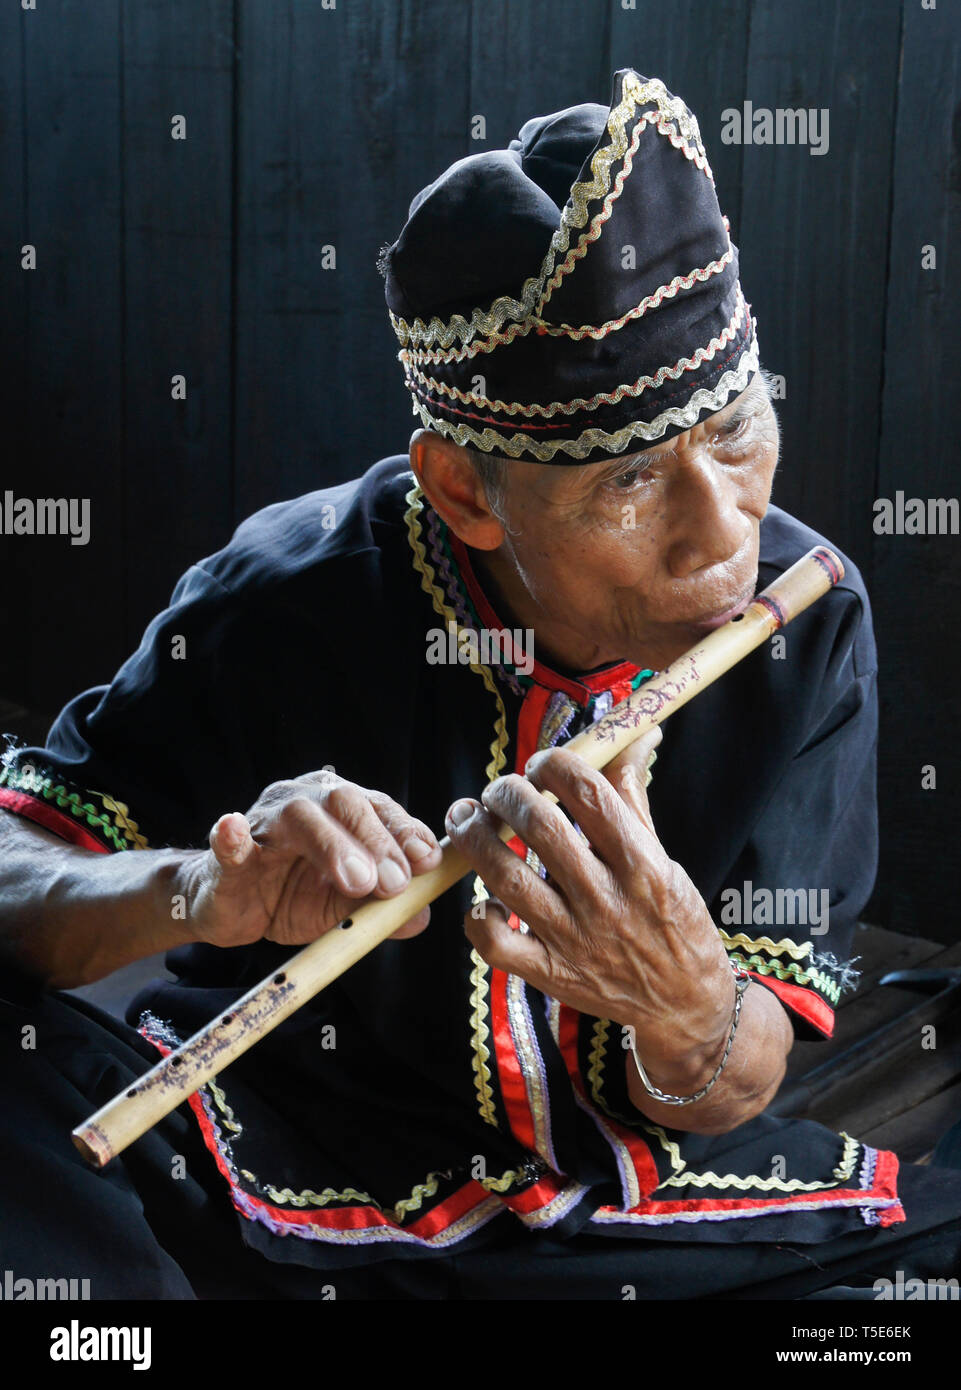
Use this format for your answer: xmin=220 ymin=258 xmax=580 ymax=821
xmin=0 ymin=751 xmax=148 ymax=854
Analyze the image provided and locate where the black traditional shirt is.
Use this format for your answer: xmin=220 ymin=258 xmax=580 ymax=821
xmin=0 ymin=456 xmax=903 ymax=1267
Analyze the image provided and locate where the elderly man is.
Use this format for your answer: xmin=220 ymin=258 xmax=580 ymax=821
xmin=1 ymin=70 xmax=960 ymax=1300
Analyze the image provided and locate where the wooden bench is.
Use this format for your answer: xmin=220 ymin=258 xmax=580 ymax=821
xmin=773 ymin=922 xmax=961 ymax=1162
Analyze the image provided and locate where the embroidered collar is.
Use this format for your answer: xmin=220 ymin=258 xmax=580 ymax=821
xmin=419 ymin=492 xmax=653 ymax=709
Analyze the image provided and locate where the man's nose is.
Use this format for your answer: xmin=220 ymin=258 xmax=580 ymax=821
xmin=663 ymin=446 xmax=752 ymax=579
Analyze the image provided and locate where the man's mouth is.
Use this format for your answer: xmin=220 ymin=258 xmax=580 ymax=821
xmin=683 ymin=584 xmax=757 ymax=632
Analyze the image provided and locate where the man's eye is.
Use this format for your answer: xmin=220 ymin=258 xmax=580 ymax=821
xmin=615 ymin=468 xmax=640 ymax=488
xmin=717 ymin=416 xmax=752 ymax=442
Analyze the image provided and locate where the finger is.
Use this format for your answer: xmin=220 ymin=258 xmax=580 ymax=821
xmin=391 ymin=905 xmax=431 ymax=940
xmin=209 ymin=812 xmax=258 ymax=871
xmin=312 ymin=782 xmax=417 ymax=897
xmin=261 ymin=796 xmax=381 ymax=899
xmin=603 ymin=726 xmax=661 ymax=834
xmin=523 ymin=747 xmax=653 ymax=881
xmin=363 ymin=793 xmax=443 ymax=874
xmin=462 ymin=899 xmax=561 ymax=992
xmin=445 ymin=798 xmax=572 ymax=944
xmin=478 ymin=773 xmax=608 ymax=919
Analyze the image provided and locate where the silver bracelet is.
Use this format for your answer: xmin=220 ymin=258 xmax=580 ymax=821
xmin=629 ymin=961 xmax=752 ymax=1106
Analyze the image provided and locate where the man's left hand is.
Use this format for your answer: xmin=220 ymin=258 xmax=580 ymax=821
xmin=445 ymin=729 xmax=739 ymax=1095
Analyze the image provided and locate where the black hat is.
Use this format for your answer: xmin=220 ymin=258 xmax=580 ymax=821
xmin=381 ymin=70 xmax=758 ymax=465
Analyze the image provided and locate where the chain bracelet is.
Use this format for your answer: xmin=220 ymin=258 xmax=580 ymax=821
xmin=629 ymin=959 xmax=752 ymax=1106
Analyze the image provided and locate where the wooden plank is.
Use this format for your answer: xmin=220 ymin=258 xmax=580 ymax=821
xmin=608 ymin=0 xmax=751 ymax=226
xmin=120 ymin=0 xmax=236 ymax=643
xmin=811 ymin=1011 xmax=961 ymax=1138
xmin=837 ymin=922 xmax=944 ymax=1007
xmin=232 ymin=0 xmax=474 ymax=519
xmin=870 ymin=0 xmax=961 ymax=944
xmin=737 ymin=0 xmax=902 ymax=580
xmin=5 ymin=3 xmax=126 ymax=715
xmin=471 ymin=1 xmax=609 ymax=145
xmin=783 ymin=939 xmax=961 ymax=1087
xmin=861 ymin=1078 xmax=961 ymax=1166
xmin=0 ymin=1 xmax=27 ymax=708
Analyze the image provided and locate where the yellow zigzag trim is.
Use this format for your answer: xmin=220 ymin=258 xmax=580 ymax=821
xmin=655 ymin=1133 xmax=860 ymax=1194
xmin=401 ymin=289 xmax=745 ymax=417
xmin=468 ymin=947 xmax=497 ymax=1127
xmin=404 ymin=482 xmax=508 ymax=1128
xmin=587 ymin=1019 xmax=611 ymax=1109
xmin=100 ymin=795 xmax=149 ymax=851
xmin=390 ymin=76 xmax=710 ymax=352
xmin=390 ymin=1170 xmax=446 ymax=1221
xmin=639 ymin=1121 xmax=687 ymax=1176
xmin=718 ymin=929 xmax=812 ymax=959
xmin=402 ymin=245 xmax=734 ymax=367
xmin=207 ymin=1078 xmax=242 ymax=1134
xmin=479 ymin=1168 xmax=526 ymax=1194
xmin=260 ymin=1182 xmax=377 ymax=1208
xmin=410 ymin=336 xmax=760 ymax=462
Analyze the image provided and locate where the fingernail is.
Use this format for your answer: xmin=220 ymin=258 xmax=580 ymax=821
xmin=525 ymin=751 xmax=548 ymax=776
xmin=341 ymin=854 xmax=374 ymax=891
xmin=403 ymin=837 xmax=433 ymax=861
xmin=378 ymin=858 xmax=408 ymax=892
xmin=448 ymin=799 xmax=476 ymax=827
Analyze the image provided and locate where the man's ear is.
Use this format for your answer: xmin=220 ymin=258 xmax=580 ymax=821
xmin=409 ymin=429 xmax=505 ymax=551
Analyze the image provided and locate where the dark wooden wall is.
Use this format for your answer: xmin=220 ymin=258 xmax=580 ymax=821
xmin=1 ymin=0 xmax=958 ymax=938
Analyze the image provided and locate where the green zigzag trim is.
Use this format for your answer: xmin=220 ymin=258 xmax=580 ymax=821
xmin=0 ymin=763 xmax=133 ymax=853
xmin=727 ymin=948 xmax=841 ymax=1006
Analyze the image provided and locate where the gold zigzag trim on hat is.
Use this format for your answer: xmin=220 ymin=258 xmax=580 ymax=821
xmin=403 ymin=287 xmax=747 ymax=421
xmin=535 ymin=108 xmax=712 ymax=320
xmin=410 ymin=332 xmax=759 ymax=461
xmin=390 ymin=75 xmax=713 ymax=353
xmin=402 ymin=242 xmax=735 ymax=367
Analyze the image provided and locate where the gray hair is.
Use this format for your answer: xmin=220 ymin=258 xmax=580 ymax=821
xmin=463 ymin=446 xmax=512 ymax=526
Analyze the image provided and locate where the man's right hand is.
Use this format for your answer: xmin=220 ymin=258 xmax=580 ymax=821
xmin=184 ymin=770 xmax=443 ymax=948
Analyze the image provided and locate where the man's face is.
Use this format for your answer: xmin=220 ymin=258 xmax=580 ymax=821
xmin=475 ymin=375 xmax=780 ymax=673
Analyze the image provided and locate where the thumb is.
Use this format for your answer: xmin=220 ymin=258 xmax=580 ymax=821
xmin=209 ymin=811 xmax=257 ymax=871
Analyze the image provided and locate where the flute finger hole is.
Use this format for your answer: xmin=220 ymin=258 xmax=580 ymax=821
xmin=273 ymin=972 xmax=286 ymax=984
xmin=340 ymin=917 xmax=354 ymax=930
